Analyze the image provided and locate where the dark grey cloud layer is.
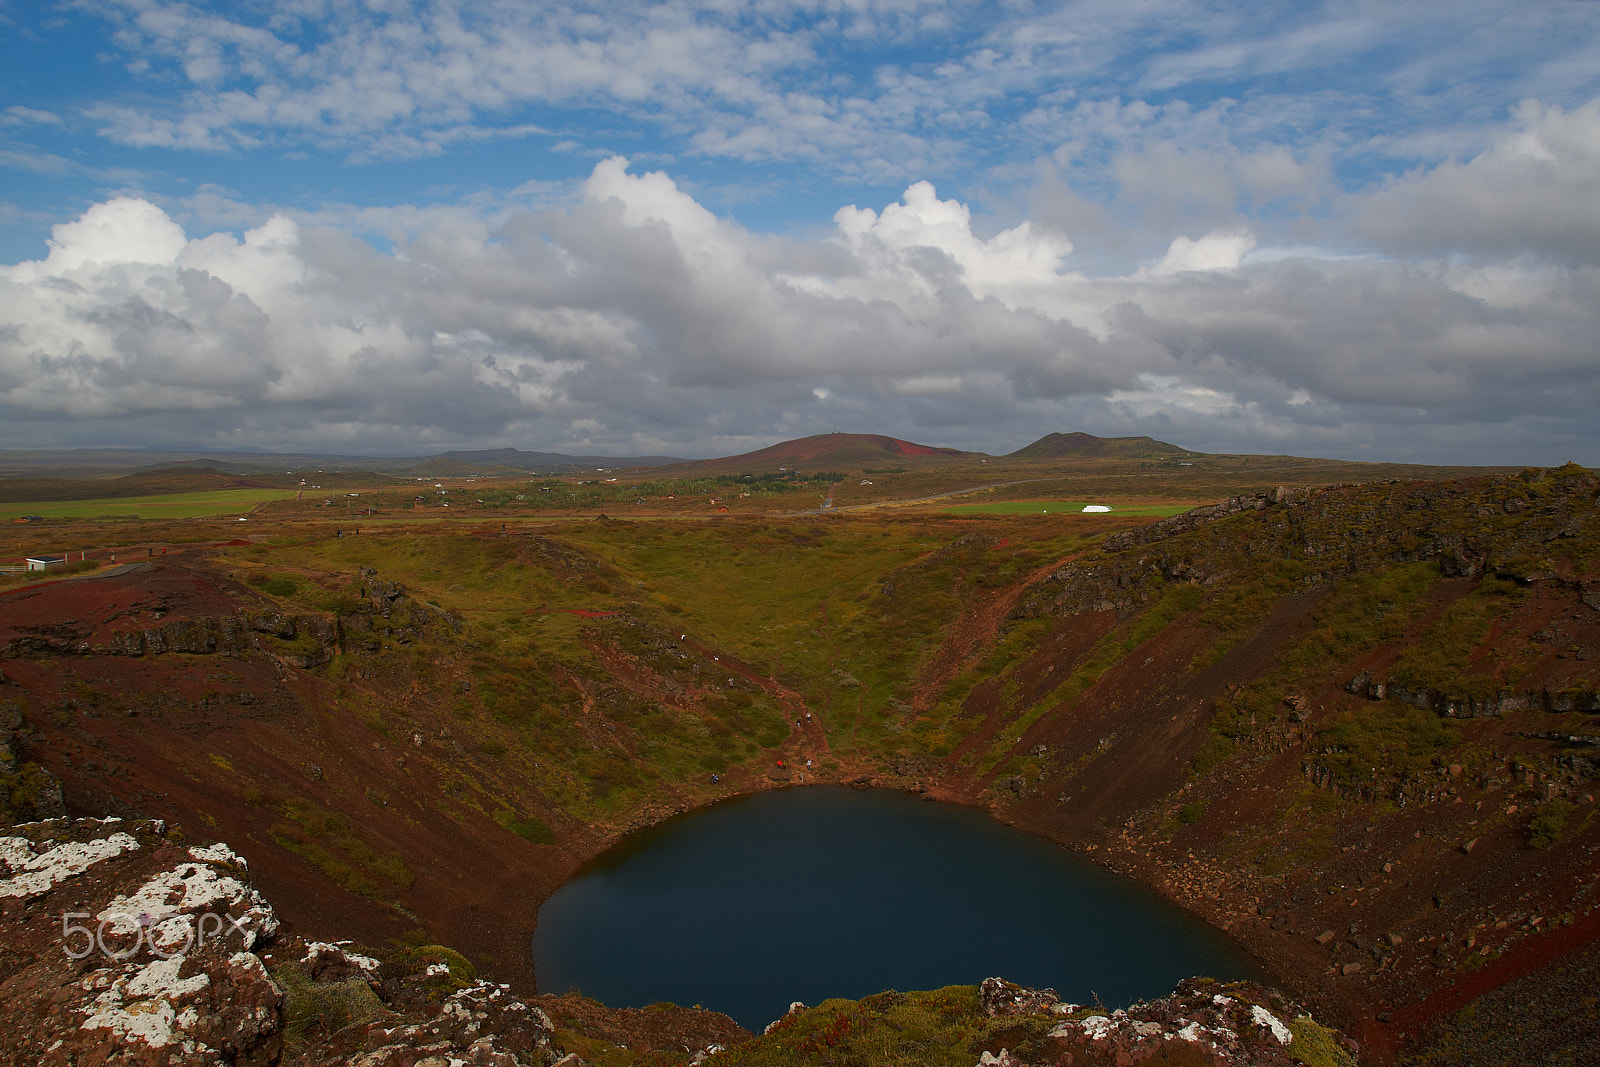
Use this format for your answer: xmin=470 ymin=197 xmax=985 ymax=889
xmin=3 ymin=99 xmax=1599 ymax=465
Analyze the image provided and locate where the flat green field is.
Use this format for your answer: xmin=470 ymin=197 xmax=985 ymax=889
xmin=939 ymin=500 xmax=1196 ymax=517
xmin=0 ymin=488 xmax=298 ymax=520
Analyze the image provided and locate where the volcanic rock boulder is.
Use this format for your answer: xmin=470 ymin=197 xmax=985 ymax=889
xmin=0 ymin=817 xmax=561 ymax=1067
xmin=0 ymin=818 xmax=284 ymax=1066
xmin=975 ymin=976 xmax=1358 ymax=1067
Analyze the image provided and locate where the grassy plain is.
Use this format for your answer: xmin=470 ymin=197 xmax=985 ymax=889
xmin=0 ymin=488 xmax=297 ymax=520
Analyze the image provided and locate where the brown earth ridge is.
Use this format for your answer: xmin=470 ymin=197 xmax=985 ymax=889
xmin=2 ymin=464 xmax=1598 ymax=1065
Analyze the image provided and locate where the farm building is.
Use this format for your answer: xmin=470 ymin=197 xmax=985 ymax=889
xmin=25 ymin=555 xmax=68 ymax=571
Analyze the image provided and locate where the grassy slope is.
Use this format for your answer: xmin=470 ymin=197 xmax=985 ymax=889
xmin=0 ymin=488 xmax=297 ymax=520
xmin=211 ymin=463 xmax=1598 ymax=898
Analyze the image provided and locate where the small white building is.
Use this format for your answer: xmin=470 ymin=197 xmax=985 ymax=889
xmin=1081 ymin=505 xmax=1112 ymax=514
xmin=25 ymin=555 xmax=67 ymax=571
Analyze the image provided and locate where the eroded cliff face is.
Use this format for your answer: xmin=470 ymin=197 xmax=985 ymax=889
xmin=2 ymin=569 xmax=451 ymax=667
xmin=939 ymin=468 xmax=1600 ymax=1062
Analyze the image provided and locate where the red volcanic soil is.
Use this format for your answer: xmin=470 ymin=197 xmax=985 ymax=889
xmin=1 ymin=561 xmax=236 ymax=638
xmin=0 ymin=558 xmax=595 ymax=990
xmin=0 ymin=555 xmax=852 ymax=998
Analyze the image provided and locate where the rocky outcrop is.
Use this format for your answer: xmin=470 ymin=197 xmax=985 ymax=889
xmin=107 ymin=615 xmax=259 ymax=656
xmin=0 ymin=702 xmax=66 ymax=822
xmin=1015 ymin=467 xmax=1600 ymax=622
xmin=743 ymin=979 xmax=1358 ymax=1065
xmin=282 ymin=963 xmax=556 ymax=1067
xmin=0 ymin=572 xmax=456 ymax=669
xmin=336 ymin=572 xmax=461 ymax=654
xmin=1 ymin=819 xmax=284 ymax=1066
xmin=3 ymin=620 xmax=99 ymax=657
xmin=973 ymin=976 xmax=1356 ymax=1066
xmin=0 ymin=818 xmax=559 ymax=1067
xmin=1345 ymin=671 xmax=1600 ymax=717
xmin=3 ymin=614 xmax=331 ymax=662
xmin=1103 ymin=493 xmax=1276 ymax=554
xmin=520 ymin=536 xmax=604 ymax=576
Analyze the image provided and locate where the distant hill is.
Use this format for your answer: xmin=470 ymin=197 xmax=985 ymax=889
xmin=0 ymin=446 xmax=686 ymax=485
xmin=0 ymin=466 xmax=275 ymax=504
xmin=405 ymin=448 xmax=684 ymax=476
xmin=0 ymin=449 xmax=420 ymax=478
xmin=660 ymin=433 xmax=976 ymax=474
xmin=1007 ymin=432 xmax=1189 ymax=460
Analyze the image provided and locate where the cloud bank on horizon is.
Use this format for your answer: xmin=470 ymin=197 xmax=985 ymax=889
xmin=0 ymin=1 xmax=1597 ymax=464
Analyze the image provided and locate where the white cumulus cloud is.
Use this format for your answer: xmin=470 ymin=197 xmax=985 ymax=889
xmin=0 ymin=149 xmax=1596 ymax=464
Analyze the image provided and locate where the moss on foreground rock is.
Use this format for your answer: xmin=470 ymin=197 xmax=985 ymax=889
xmin=716 ymin=977 xmax=1354 ymax=1067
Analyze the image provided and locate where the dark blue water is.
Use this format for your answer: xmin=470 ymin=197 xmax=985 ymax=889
xmin=532 ymin=786 xmax=1263 ymax=1030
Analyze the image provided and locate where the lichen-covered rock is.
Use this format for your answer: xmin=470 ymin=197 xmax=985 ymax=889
xmin=283 ymin=978 xmax=556 ymax=1067
xmin=302 ymin=940 xmax=382 ymax=983
xmin=0 ymin=818 xmax=286 ymax=1067
xmin=975 ymin=977 xmax=1357 ymax=1067
xmin=0 ymin=818 xmax=565 ymax=1066
xmin=979 ymin=976 xmax=1061 ymax=1017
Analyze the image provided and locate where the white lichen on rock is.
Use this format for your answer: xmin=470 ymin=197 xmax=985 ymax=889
xmin=307 ymin=940 xmax=381 ymax=973
xmin=1252 ymin=1003 xmax=1293 ymax=1044
xmin=125 ymin=956 xmax=212 ymax=999
xmin=98 ymin=860 xmax=278 ymax=948
xmin=0 ymin=831 xmax=140 ymax=898
xmin=80 ymin=955 xmax=212 ymax=1052
xmin=188 ymin=842 xmax=248 ymax=870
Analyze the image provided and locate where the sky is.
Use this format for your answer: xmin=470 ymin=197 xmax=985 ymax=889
xmin=1 ymin=1 xmax=1597 ymax=464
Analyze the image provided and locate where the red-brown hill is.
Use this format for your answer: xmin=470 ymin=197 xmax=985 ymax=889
xmin=1007 ymin=431 xmax=1188 ymax=460
xmin=660 ymin=433 xmax=978 ymax=474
